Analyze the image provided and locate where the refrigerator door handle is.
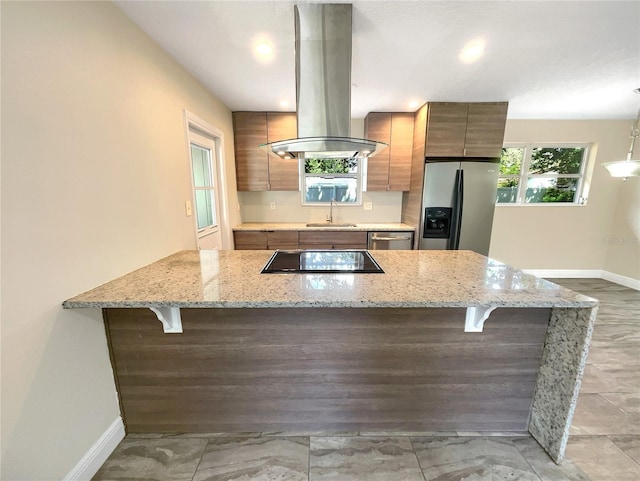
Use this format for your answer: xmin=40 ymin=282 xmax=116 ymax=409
xmin=448 ymin=169 xmax=464 ymax=250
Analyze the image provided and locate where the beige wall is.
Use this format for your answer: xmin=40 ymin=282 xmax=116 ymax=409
xmin=489 ymin=119 xmax=639 ymax=281
xmin=603 ymin=177 xmax=640 ymax=279
xmin=239 ymin=190 xmax=403 ymax=223
xmin=1 ymin=2 xmax=239 ymax=479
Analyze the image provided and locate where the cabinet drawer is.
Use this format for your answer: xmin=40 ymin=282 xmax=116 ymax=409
xmin=234 ymin=231 xmax=267 ymax=249
xmin=298 ymin=244 xmax=333 ymax=250
xmin=299 ymin=231 xmax=367 ymax=245
xmin=267 ymin=231 xmax=299 ymax=245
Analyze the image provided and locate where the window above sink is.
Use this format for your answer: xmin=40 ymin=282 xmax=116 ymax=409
xmin=301 ymin=158 xmax=362 ymax=205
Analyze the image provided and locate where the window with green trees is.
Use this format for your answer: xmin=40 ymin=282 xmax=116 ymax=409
xmin=497 ymin=144 xmax=589 ymax=204
xmin=302 ymin=158 xmax=361 ymax=204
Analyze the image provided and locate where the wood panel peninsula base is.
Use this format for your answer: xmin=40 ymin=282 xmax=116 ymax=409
xmin=63 ymin=250 xmax=598 ymax=464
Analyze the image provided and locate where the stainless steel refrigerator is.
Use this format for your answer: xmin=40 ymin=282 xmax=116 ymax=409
xmin=418 ymin=160 xmax=500 ymax=256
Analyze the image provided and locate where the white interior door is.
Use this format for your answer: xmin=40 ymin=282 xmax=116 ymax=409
xmin=189 ymin=130 xmax=222 ymax=250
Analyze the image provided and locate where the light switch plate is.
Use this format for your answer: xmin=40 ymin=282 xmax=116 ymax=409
xmin=363 ymin=202 xmax=373 ymax=211
xmin=269 ymin=202 xmax=276 ymax=210
xmin=185 ymin=200 xmax=192 ymax=216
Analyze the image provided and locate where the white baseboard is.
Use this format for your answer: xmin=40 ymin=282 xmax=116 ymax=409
xmin=602 ymin=271 xmax=640 ymax=291
xmin=522 ymin=269 xmax=639 ymax=291
xmin=64 ymin=417 xmax=125 ymax=481
xmin=522 ymin=269 xmax=604 ymax=279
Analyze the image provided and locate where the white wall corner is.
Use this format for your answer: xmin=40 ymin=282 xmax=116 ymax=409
xmin=601 ymin=271 xmax=640 ymax=291
xmin=64 ymin=417 xmax=125 ymax=481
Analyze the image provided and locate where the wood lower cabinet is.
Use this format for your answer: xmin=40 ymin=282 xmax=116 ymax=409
xmin=233 ymin=231 xmax=268 ymax=250
xmin=234 ymin=230 xmax=300 ymax=250
xmin=235 ymin=230 xmax=368 ymax=250
xmin=364 ymin=112 xmax=413 ymax=191
xmin=424 ymin=102 xmax=508 ymax=158
xmin=298 ymin=231 xmax=368 ymax=250
xmin=232 ymin=112 xmax=298 ymax=192
xmin=265 ymin=230 xmax=299 ymax=250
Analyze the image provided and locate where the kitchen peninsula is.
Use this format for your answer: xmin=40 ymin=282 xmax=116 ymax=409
xmin=63 ymin=249 xmax=597 ymax=463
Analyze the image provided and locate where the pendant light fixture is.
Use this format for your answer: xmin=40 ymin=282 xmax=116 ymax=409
xmin=602 ymin=88 xmax=640 ymax=180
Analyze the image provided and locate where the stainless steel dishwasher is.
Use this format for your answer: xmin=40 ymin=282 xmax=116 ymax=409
xmin=367 ymin=231 xmax=414 ymax=250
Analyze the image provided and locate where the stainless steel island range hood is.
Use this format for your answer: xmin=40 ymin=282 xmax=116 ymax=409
xmin=261 ymin=3 xmax=387 ymax=160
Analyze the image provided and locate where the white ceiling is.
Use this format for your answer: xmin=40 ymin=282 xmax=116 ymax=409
xmin=115 ymin=0 xmax=640 ymax=120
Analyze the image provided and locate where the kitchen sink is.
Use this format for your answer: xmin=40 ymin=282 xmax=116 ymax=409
xmin=305 ymin=222 xmax=358 ymax=227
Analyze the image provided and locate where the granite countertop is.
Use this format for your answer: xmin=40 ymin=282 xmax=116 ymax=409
xmin=63 ymin=250 xmax=597 ymax=309
xmin=233 ymin=222 xmax=415 ymax=231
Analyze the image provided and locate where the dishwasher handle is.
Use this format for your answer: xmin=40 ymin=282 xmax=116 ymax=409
xmin=370 ymin=235 xmax=412 ymax=241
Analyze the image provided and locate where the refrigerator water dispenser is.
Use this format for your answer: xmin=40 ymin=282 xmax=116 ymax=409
xmin=423 ymin=207 xmax=452 ymax=239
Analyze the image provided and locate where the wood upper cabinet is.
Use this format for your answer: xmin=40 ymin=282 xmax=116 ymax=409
xmin=233 ymin=112 xmax=269 ymax=191
xmin=424 ymin=102 xmax=508 ymax=158
xmin=266 ymin=112 xmax=299 ymax=191
xmin=464 ymin=103 xmax=509 ymax=157
xmin=232 ymin=112 xmax=298 ymax=191
xmin=364 ymin=112 xmax=414 ymax=191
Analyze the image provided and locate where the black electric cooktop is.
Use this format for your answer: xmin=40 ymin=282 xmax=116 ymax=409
xmin=261 ymin=249 xmax=384 ymax=274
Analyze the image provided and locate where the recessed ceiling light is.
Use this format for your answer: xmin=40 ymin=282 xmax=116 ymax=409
xmin=459 ymin=38 xmax=486 ymax=64
xmin=252 ymin=38 xmax=274 ymax=62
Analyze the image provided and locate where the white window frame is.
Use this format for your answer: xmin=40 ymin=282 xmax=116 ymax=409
xmin=189 ymin=133 xmax=219 ymax=235
xmin=497 ymin=143 xmax=590 ymax=206
xmin=300 ymin=158 xmax=363 ymax=206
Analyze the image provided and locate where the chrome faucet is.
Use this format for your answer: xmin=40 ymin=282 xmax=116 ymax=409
xmin=328 ymin=198 xmax=335 ymax=224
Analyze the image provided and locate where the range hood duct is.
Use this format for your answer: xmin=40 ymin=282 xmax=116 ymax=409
xmin=261 ymin=3 xmax=387 ymax=160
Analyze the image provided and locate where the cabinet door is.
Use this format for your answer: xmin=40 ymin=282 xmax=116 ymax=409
xmin=424 ymin=103 xmax=468 ymax=157
xmin=388 ymin=113 xmax=414 ymax=191
xmin=233 ymin=112 xmax=269 ymax=191
xmin=364 ymin=113 xmax=391 ymax=191
xmin=299 ymin=231 xmax=367 ymax=248
xmin=266 ymin=230 xmax=299 ymax=249
xmin=464 ymin=103 xmax=508 ymax=158
xmin=267 ymin=113 xmax=299 ymax=191
xmin=234 ymin=231 xmax=268 ymax=250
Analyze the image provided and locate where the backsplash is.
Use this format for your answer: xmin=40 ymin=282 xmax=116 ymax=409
xmin=238 ymin=191 xmax=403 ymax=224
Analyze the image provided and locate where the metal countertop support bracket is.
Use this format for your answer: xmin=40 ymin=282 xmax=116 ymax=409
xmin=465 ymin=306 xmax=497 ymax=332
xmin=149 ymin=307 xmax=183 ymax=333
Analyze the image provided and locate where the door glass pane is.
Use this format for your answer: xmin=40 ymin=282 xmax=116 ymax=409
xmin=195 ymin=189 xmax=215 ymax=229
xmin=496 ymin=178 xmax=519 ymax=203
xmin=191 ymin=144 xmax=212 ymax=187
xmin=525 ymin=177 xmax=578 ymax=203
xmin=529 ymin=147 xmax=585 ymax=175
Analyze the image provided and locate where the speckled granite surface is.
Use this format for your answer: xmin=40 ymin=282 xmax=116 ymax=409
xmin=62 ymin=250 xmax=597 ymax=309
xmin=232 ymin=222 xmax=415 ymax=231
xmin=529 ymin=306 xmax=598 ymax=463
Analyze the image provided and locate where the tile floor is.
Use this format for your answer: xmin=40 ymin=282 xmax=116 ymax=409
xmin=93 ymin=279 xmax=640 ymax=481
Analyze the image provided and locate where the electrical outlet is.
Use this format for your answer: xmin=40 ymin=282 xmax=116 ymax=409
xmin=185 ymin=200 xmax=192 ymax=216
xmin=269 ymin=201 xmax=276 ymax=210
xmin=363 ymin=201 xmax=373 ymax=211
